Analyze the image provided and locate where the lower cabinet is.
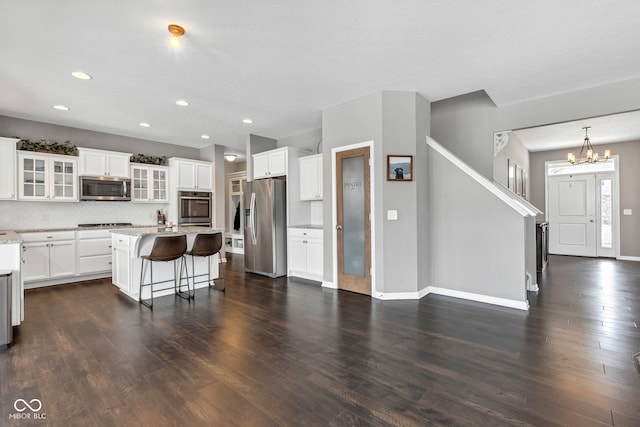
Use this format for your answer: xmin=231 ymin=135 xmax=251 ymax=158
xmin=78 ymin=230 xmax=112 ymax=275
xmin=287 ymin=228 xmax=323 ymax=281
xmin=22 ymin=231 xmax=77 ymax=284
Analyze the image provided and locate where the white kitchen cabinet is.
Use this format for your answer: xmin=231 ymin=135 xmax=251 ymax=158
xmin=253 ymin=147 xmax=287 ymax=179
xmin=77 ymin=229 xmax=112 ymax=275
xmin=131 ymin=164 xmax=169 ymax=202
xmin=18 ymin=151 xmax=78 ymax=201
xmin=0 ymin=137 xmax=18 ymax=200
xmin=299 ymin=154 xmax=323 ymax=200
xmin=22 ymin=231 xmax=77 ymax=283
xmin=169 ymin=158 xmax=213 ymax=191
xmin=78 ymin=147 xmax=131 ymax=178
xmin=111 ymin=234 xmax=131 ymax=292
xmin=287 ymin=228 xmax=323 ymax=281
xmin=0 ymin=241 xmax=24 ymax=326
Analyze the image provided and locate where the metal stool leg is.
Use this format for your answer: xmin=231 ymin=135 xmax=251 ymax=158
xmin=174 ymin=257 xmax=191 ymax=301
xmin=211 ymin=254 xmax=225 ymax=292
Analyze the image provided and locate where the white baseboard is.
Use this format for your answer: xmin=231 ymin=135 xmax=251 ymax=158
xmin=321 ymin=281 xmax=337 ymax=289
xmin=617 ymin=256 xmax=640 ymax=262
xmin=373 ymin=287 xmax=430 ymax=300
xmin=323 ymin=282 xmax=529 ymax=311
xmin=426 ymin=286 xmax=529 ymax=311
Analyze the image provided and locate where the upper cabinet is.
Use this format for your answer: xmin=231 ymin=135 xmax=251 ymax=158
xmin=253 ymin=147 xmax=288 ymax=179
xmin=18 ymin=151 xmax=78 ymax=201
xmin=131 ymin=164 xmax=169 ymax=203
xmin=0 ymin=137 xmax=18 ymax=200
xmin=169 ymin=158 xmax=213 ymax=191
xmin=78 ymin=147 xmax=131 ymax=178
xmin=299 ymin=154 xmax=323 ymax=200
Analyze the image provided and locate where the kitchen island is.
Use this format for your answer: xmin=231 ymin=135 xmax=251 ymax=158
xmin=110 ymin=226 xmax=224 ymax=302
xmin=0 ymin=231 xmax=24 ymax=326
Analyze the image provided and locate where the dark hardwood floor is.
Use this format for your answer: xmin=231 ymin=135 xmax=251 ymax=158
xmin=1 ymin=254 xmax=639 ymax=426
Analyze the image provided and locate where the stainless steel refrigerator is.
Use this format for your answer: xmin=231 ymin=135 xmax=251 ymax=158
xmin=244 ymin=178 xmax=287 ymax=277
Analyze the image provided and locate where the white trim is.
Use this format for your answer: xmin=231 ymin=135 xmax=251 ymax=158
xmin=322 ymin=280 xmax=337 ymax=289
xmin=426 ymin=286 xmax=530 ymax=311
xmin=617 ymin=256 xmax=640 ymax=262
xmin=426 ymin=137 xmax=538 ymax=217
xmin=331 ymin=140 xmax=375 ymax=296
xmin=288 ymin=271 xmax=322 ymax=282
xmin=373 ymin=286 xmax=430 ymax=300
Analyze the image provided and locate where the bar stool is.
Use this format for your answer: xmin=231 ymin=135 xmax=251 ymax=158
xmin=184 ymin=232 xmax=225 ymax=292
xmin=138 ymin=234 xmax=190 ymax=309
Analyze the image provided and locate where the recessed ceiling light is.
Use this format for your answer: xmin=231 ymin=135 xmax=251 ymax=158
xmin=201 ymin=134 xmax=210 ymax=139
xmin=71 ymin=71 xmax=92 ymax=80
xmin=139 ymin=122 xmax=151 ymax=128
xmin=242 ymin=118 xmax=253 ymax=124
xmin=176 ymin=100 xmax=189 ymax=106
xmin=53 ymin=105 xmax=69 ymax=111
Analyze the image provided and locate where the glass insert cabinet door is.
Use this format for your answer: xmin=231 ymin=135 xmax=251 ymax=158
xmin=22 ymin=156 xmax=47 ymax=198
xmin=52 ymin=160 xmax=76 ymax=199
xmin=152 ymin=169 xmax=167 ymax=201
xmin=336 ymin=146 xmax=371 ymax=295
xmin=132 ymin=167 xmax=149 ymax=200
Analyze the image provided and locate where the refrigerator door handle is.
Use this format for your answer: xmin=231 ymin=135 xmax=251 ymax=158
xmin=250 ymin=192 xmax=257 ymax=245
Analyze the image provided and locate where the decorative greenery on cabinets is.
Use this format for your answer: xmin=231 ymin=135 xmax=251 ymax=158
xmin=130 ymin=153 xmax=168 ymax=166
xmin=16 ymin=138 xmax=78 ymax=156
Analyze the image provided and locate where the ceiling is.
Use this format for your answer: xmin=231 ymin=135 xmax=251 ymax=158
xmin=2 ymin=1 xmax=640 ymax=154
xmin=514 ymin=109 xmax=640 ymax=152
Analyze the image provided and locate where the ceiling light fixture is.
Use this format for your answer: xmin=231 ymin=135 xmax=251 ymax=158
xmin=242 ymin=118 xmax=253 ymax=124
xmin=71 ymin=71 xmax=92 ymax=80
xmin=139 ymin=122 xmax=151 ymax=128
xmin=53 ymin=105 xmax=69 ymax=111
xmin=176 ymin=100 xmax=189 ymax=106
xmin=200 ymin=134 xmax=210 ymax=139
xmin=567 ymin=127 xmax=611 ymax=165
xmin=224 ymin=153 xmax=237 ymax=162
xmin=168 ymin=24 xmax=185 ymax=48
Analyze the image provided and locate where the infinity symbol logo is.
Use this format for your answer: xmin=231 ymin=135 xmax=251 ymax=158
xmin=14 ymin=399 xmax=42 ymax=412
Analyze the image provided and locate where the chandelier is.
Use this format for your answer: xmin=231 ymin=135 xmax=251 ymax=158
xmin=567 ymin=126 xmax=611 ymax=165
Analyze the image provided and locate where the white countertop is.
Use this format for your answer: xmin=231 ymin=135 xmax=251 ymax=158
xmin=0 ymin=231 xmax=22 ymax=244
xmin=110 ymin=226 xmax=224 ymax=236
xmin=288 ymin=224 xmax=324 ymax=230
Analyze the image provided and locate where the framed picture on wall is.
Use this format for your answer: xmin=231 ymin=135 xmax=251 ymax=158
xmin=508 ymin=159 xmax=516 ymax=191
xmin=515 ymin=165 xmax=523 ymax=196
xmin=522 ymin=169 xmax=528 ymax=199
xmin=387 ymin=155 xmax=413 ymax=181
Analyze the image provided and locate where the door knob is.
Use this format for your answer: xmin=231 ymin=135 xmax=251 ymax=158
xmin=336 ymin=224 xmax=343 ymax=230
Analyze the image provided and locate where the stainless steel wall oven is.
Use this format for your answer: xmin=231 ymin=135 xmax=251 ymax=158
xmin=178 ymin=191 xmax=212 ymax=226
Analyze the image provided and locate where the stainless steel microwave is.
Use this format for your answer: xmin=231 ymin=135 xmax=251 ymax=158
xmin=79 ymin=176 xmax=131 ymax=201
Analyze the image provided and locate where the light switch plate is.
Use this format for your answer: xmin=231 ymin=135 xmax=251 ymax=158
xmin=624 ymin=209 xmax=632 ymax=215
xmin=387 ymin=210 xmax=398 ymax=220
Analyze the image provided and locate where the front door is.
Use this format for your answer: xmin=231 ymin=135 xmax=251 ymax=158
xmin=548 ymin=173 xmax=597 ymax=256
xmin=335 ymin=146 xmax=371 ymax=295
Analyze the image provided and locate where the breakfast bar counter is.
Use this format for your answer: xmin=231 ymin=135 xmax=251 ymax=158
xmin=110 ymin=227 xmax=224 ymax=301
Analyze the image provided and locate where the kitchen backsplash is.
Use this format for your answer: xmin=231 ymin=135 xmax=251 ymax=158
xmin=0 ymin=200 xmax=168 ymax=230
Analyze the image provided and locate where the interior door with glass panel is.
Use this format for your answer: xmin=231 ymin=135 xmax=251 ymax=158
xmin=336 ymin=147 xmax=371 ymax=295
